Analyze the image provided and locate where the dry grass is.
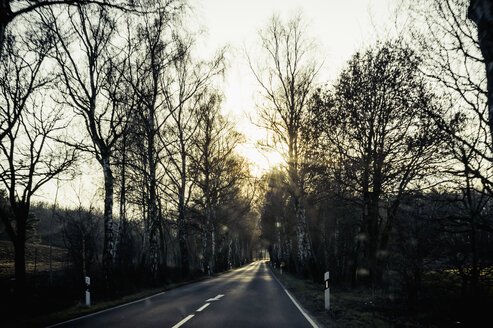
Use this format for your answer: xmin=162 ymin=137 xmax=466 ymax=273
xmin=270 ymin=267 xmax=421 ymax=328
xmin=0 ymin=240 xmax=69 ymax=277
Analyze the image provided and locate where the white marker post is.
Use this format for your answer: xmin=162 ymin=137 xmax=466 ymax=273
xmin=324 ymin=271 xmax=330 ymax=311
xmin=85 ymin=276 xmax=91 ymax=307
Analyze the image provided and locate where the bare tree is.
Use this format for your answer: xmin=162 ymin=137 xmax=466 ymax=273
xmin=189 ymin=92 xmax=247 ymax=273
xmin=248 ymin=14 xmax=320 ymax=273
xmin=409 ymin=1 xmax=490 ymax=189
xmin=0 ymin=35 xmax=76 ymax=292
xmin=468 ymin=0 xmax=493 ymax=143
xmin=160 ymin=37 xmax=225 ymax=275
xmin=0 ymin=0 xmax=142 ymax=54
xmin=0 ymin=23 xmax=76 ymax=293
xmin=0 ymin=26 xmax=49 ymax=145
xmin=118 ymin=2 xmax=184 ymax=278
xmin=406 ymin=0 xmax=493 ymax=298
xmin=40 ymin=4 xmax=129 ymax=282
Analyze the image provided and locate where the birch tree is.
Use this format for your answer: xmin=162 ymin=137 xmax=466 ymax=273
xmin=41 ymin=4 xmax=128 ymax=282
xmin=160 ymin=37 xmax=225 ymax=275
xmin=120 ymin=2 xmax=184 ymax=277
xmin=190 ymin=92 xmax=247 ymax=273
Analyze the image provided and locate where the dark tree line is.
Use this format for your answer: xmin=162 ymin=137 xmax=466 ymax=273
xmin=256 ymin=4 xmax=493 ymax=321
xmin=308 ymin=40 xmax=445 ymax=286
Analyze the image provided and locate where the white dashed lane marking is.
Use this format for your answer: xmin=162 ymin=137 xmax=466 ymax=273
xmin=171 ymin=295 xmax=224 ymax=327
xmin=171 ymin=314 xmax=195 ymax=328
xmin=196 ymin=303 xmax=210 ymax=312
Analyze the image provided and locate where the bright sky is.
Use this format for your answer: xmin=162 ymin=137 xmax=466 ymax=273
xmin=34 ymin=0 xmax=398 ymax=207
xmin=194 ymin=0 xmax=398 ymax=177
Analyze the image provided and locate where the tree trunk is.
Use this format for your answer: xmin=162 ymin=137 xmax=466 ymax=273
xmin=14 ymin=237 xmax=26 ymax=294
xmin=359 ymin=140 xmax=373 ymax=285
xmin=361 ymin=188 xmax=382 ymax=286
xmin=376 ymin=199 xmax=398 ymax=286
xmin=49 ymin=180 xmax=60 ymax=286
xmin=211 ymin=224 xmax=216 ymax=272
xmin=12 ymin=205 xmax=28 ymax=295
xmin=102 ymin=156 xmax=115 ymax=283
xmin=177 ymin=179 xmax=189 ymax=276
xmin=277 ymin=226 xmax=282 ymax=264
xmin=82 ymin=236 xmax=87 ymax=279
xmin=469 ymin=0 xmax=493 ymax=144
xmin=463 ymin=1 xmax=493 ymax=297
xmin=295 ymin=198 xmax=312 ymax=275
xmin=0 ymin=0 xmax=11 ymax=55
xmin=177 ymin=204 xmax=189 ymax=276
xmin=202 ymin=176 xmax=212 ymax=273
xmin=201 ymin=216 xmax=209 ymax=273
xmin=228 ymin=238 xmax=233 ymax=269
xmin=116 ymin=134 xmax=127 ymax=265
xmin=470 ymin=213 xmax=479 ymax=297
xmin=142 ymin=173 xmax=149 ymax=265
xmin=368 ymin=190 xmax=380 ymax=286
xmin=148 ymin=116 xmax=159 ymax=279
xmin=149 ymin=227 xmax=158 ymax=279
xmin=178 ymin=142 xmax=189 ymax=276
xmin=235 ymin=237 xmax=240 ymax=266
xmin=158 ymin=219 xmax=167 ymax=269
xmin=0 ymin=20 xmax=5 ymax=56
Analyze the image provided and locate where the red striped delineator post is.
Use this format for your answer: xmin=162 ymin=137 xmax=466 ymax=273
xmin=324 ymin=271 xmax=330 ymax=311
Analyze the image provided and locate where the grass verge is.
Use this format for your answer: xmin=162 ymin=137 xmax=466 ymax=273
xmin=269 ymin=266 xmax=422 ymax=328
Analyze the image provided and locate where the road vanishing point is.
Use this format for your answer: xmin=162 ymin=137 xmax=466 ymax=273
xmin=48 ymin=261 xmax=318 ymax=328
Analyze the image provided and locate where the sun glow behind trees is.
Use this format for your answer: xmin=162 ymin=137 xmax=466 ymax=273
xmin=195 ymin=0 xmax=398 ymax=178
xmin=27 ymin=0 xmax=399 ymax=204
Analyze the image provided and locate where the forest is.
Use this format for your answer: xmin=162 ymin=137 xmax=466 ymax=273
xmin=1 ymin=0 xmax=493 ymax=327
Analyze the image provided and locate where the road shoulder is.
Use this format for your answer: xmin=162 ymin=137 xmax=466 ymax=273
xmin=268 ymin=264 xmax=322 ymax=328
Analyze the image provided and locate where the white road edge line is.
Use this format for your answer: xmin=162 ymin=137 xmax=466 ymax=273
xmin=196 ymin=303 xmax=210 ymax=312
xmin=269 ymin=268 xmax=319 ymax=328
xmin=46 ymin=291 xmax=166 ymax=328
xmin=171 ymin=314 xmax=195 ymax=328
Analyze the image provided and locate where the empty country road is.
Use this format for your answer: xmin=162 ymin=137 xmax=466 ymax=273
xmin=48 ymin=261 xmax=318 ymax=328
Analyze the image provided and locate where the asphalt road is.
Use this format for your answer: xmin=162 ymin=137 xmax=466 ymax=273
xmin=48 ymin=261 xmax=317 ymax=328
